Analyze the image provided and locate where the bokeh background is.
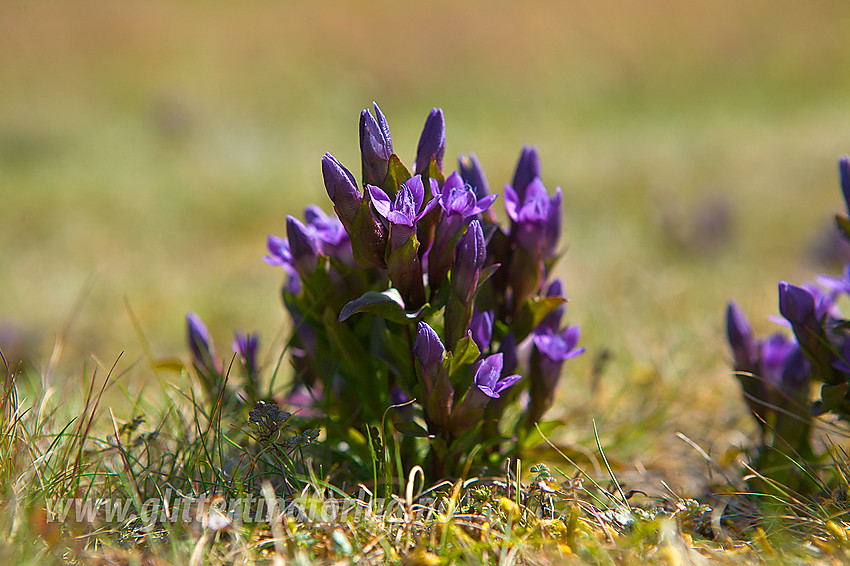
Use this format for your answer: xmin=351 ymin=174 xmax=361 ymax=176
xmin=3 ymin=0 xmax=850 ymax=484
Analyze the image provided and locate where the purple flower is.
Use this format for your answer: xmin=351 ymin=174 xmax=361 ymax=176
xmin=504 ymin=178 xmax=562 ymax=259
xmin=322 ymin=153 xmax=362 ymax=223
xmin=435 ymin=171 xmax=498 ymax=219
xmin=511 ymin=146 xmax=542 ymax=201
xmin=726 ymin=301 xmax=758 ymax=372
xmin=473 ymin=353 xmax=521 ymax=399
xmin=264 ymin=235 xmax=296 ymax=274
xmin=840 ymin=154 xmax=850 ymax=216
xmin=304 ymin=205 xmax=353 ymax=264
xmin=538 ymin=279 xmax=566 ymax=332
xmin=428 ymin=172 xmax=498 ymax=288
xmin=759 ymin=332 xmax=795 ymax=386
xmin=452 ymin=220 xmax=486 ymax=303
xmin=369 ymin=175 xmax=439 ymax=248
xmin=816 ymin=262 xmax=850 ymax=298
xmin=414 ymin=321 xmax=445 ymax=381
xmin=470 ymin=309 xmax=494 ymax=353
xmin=459 ymin=153 xmax=495 ymax=223
xmin=458 ymin=154 xmax=490 ymax=199
xmin=187 ymin=312 xmax=222 ymax=385
xmin=360 ymin=102 xmax=393 ymax=187
xmin=414 ymin=107 xmax=446 ymax=175
xmin=233 ymin=330 xmax=259 ymax=379
xmin=286 ymin=215 xmax=319 ymax=276
xmin=533 ymin=325 xmax=585 ymax=363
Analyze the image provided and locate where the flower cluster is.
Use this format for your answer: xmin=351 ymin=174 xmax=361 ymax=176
xmin=265 ymin=103 xmax=584 ymax=477
xmin=726 ymin=155 xmax=850 ymax=490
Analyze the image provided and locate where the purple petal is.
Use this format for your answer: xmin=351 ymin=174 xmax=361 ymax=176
xmin=504 ymin=184 xmax=520 ymax=222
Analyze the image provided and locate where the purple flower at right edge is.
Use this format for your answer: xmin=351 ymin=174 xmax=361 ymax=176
xmin=526 ymin=325 xmax=585 ymax=425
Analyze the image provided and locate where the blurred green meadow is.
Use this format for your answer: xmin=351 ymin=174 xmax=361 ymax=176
xmin=3 ymin=0 xmax=850 ymax=487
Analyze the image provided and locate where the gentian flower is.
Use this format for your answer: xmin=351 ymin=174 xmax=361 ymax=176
xmin=459 ymin=153 xmax=496 ymax=223
xmin=538 ymin=279 xmax=566 ymax=332
xmin=504 ymin=176 xmax=562 ymax=308
xmin=322 ymin=152 xmax=387 ymax=268
xmin=322 ymin=153 xmax=362 ymax=223
xmin=427 ymin=171 xmax=497 ymax=288
xmin=414 ymin=321 xmax=445 ymax=384
xmin=369 ymin=175 xmax=439 ymax=248
xmin=505 ymin=178 xmax=562 ymax=260
xmin=360 ymin=102 xmax=393 ymax=187
xmin=264 ymin=234 xmax=292 ymax=269
xmin=413 ymin=321 xmax=453 ymax=428
xmin=816 ymin=261 xmax=850 ymax=298
xmin=758 ymin=332 xmax=795 ymax=387
xmin=527 ymin=325 xmax=584 ymax=425
xmin=286 ymin=216 xmax=319 ymax=277
xmin=473 ymin=353 xmax=521 ymax=399
xmin=233 ymin=330 xmax=260 ymax=399
xmin=303 ymin=205 xmax=353 ymax=265
xmin=452 ymin=220 xmax=486 ymax=303
xmin=726 ymin=301 xmax=758 ymax=373
xmin=233 ymin=330 xmax=259 ymax=377
xmin=511 ymin=146 xmax=542 ymax=201
xmin=187 ymin=312 xmax=222 ymax=390
xmin=414 ymin=107 xmax=446 ymax=175
xmin=369 ymin=175 xmax=438 ymax=306
xmin=533 ymin=325 xmax=585 ymax=364
xmin=470 ymin=309 xmax=494 ymax=354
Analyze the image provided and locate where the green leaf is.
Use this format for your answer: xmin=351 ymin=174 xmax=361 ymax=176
xmin=448 ymin=334 xmax=480 ymax=377
xmin=512 ymin=296 xmax=568 ymax=343
xmin=338 ymin=289 xmax=428 ymax=324
xmin=518 ymin=419 xmax=564 ymax=451
xmin=383 ymin=154 xmax=412 ymax=196
xmin=394 ymin=420 xmax=434 ymax=438
xmin=813 ymin=382 xmax=850 ymax=415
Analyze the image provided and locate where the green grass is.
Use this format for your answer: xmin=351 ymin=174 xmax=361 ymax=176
xmin=3 ymin=0 xmax=850 ymax=562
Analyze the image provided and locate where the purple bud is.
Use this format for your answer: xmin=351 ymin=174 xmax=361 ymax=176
xmin=414 ymin=321 xmax=445 ymax=382
xmin=187 ymin=311 xmax=221 ymax=382
xmin=286 ymin=216 xmax=319 ymax=275
xmin=840 ymin=155 xmax=850 ymax=215
xmin=470 ymin=309 xmax=494 ymax=353
xmin=511 ymin=146 xmax=541 ymax=201
xmin=544 ymin=186 xmax=562 ymax=260
xmin=415 ymin=107 xmax=446 ymax=174
xmin=459 ymin=153 xmax=491 ymax=202
xmin=726 ymin=301 xmax=758 ymax=372
xmin=452 ymin=220 xmax=486 ymax=302
xmin=322 ymin=153 xmax=362 ymax=223
xmin=537 ymin=279 xmax=566 ymax=331
xmin=360 ymin=102 xmax=394 ymax=187
xmin=778 ymin=281 xmax=817 ymax=330
xmin=233 ymin=330 xmax=259 ymax=379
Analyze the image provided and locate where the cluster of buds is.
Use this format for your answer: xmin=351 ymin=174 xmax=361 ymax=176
xmin=265 ymin=103 xmax=584 ymax=477
xmin=726 ymin=155 xmax=850 ymax=485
